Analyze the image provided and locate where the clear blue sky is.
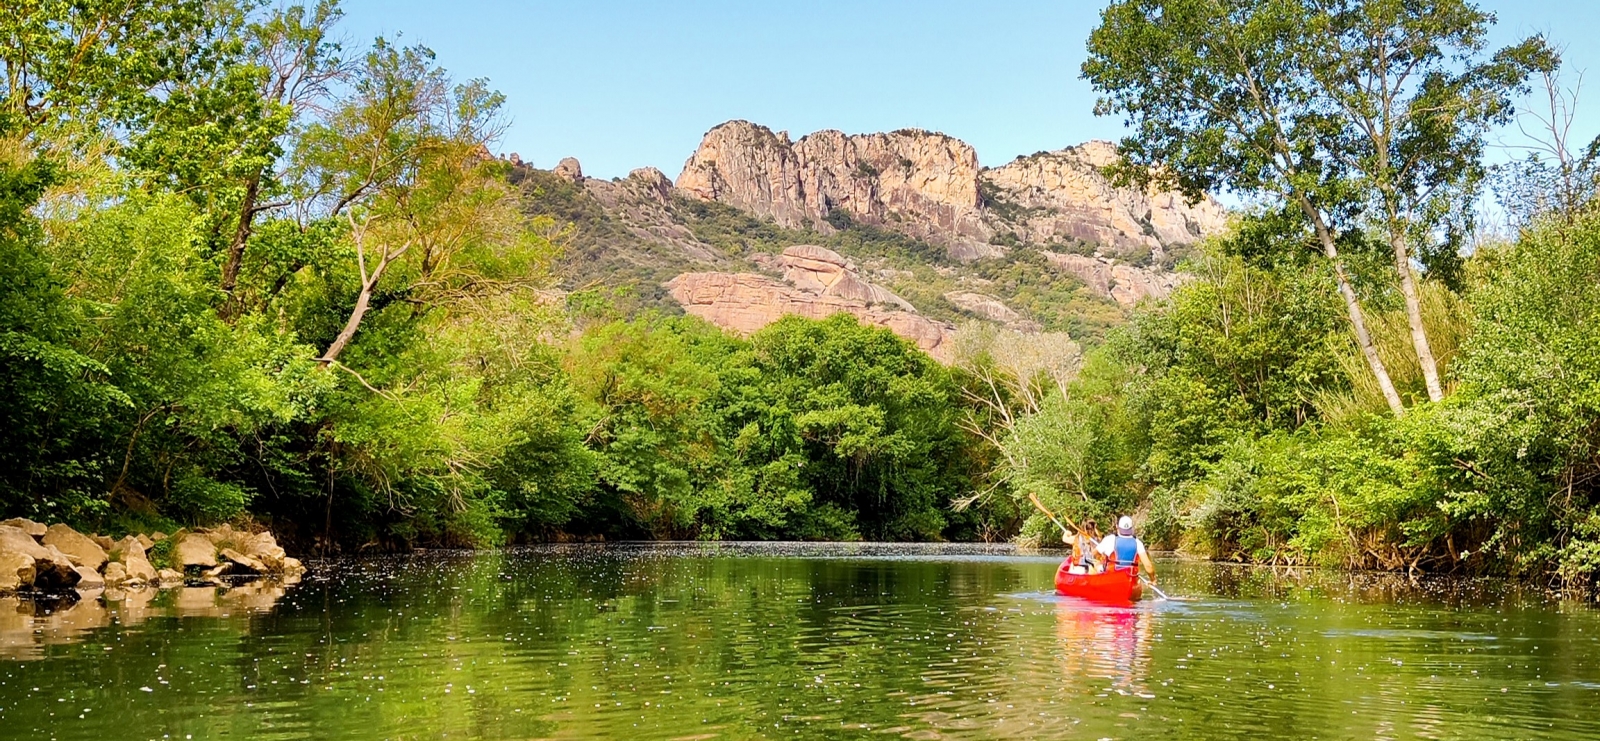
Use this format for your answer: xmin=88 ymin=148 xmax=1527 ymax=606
xmin=338 ymin=0 xmax=1600 ymax=180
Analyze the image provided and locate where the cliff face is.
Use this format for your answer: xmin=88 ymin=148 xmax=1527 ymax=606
xmin=983 ymin=141 xmax=1229 ymax=259
xmin=666 ymin=246 xmax=955 ymax=359
xmin=677 ymin=122 xmax=997 ymax=260
xmin=675 ymin=121 xmax=1227 ymax=263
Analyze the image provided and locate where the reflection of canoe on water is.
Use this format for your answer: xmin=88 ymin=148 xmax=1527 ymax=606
xmin=1055 ymin=562 xmax=1143 ymax=602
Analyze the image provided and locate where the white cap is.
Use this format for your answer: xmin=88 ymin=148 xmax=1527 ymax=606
xmin=1117 ymin=516 xmax=1134 ymax=534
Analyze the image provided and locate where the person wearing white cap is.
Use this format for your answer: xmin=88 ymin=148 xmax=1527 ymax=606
xmin=1095 ymin=515 xmax=1155 ymax=581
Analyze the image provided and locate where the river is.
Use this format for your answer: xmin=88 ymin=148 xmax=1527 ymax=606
xmin=0 ymin=543 xmax=1596 ymax=740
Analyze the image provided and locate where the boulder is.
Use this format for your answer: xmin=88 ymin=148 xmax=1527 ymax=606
xmin=219 ymin=548 xmax=267 ymax=574
xmin=74 ymin=565 xmax=105 ymax=589
xmin=102 ymin=561 xmax=128 ymax=588
xmin=0 ymin=552 xmax=35 ymax=591
xmin=241 ymin=532 xmax=287 ymax=570
xmin=156 ymin=568 xmax=184 ymax=586
xmin=281 ymin=557 xmax=306 ymax=577
xmin=0 ymin=528 xmax=82 ymax=591
xmin=136 ymin=534 xmax=155 ymax=550
xmin=150 ymin=531 xmax=168 ymax=542
xmin=30 ymin=547 xmax=82 ymax=591
xmin=0 ymin=517 xmax=46 ymax=538
xmin=91 ymin=534 xmax=115 ymax=551
xmin=0 ymin=525 xmax=51 ymax=560
xmin=41 ymin=524 xmax=107 ymax=570
xmin=173 ymin=533 xmax=218 ymax=569
xmin=108 ymin=535 xmax=157 ymax=583
xmin=123 ymin=553 xmax=157 ymax=583
xmin=203 ymin=524 xmax=238 ymax=547
xmin=110 ymin=535 xmax=146 ymax=561
xmin=553 ymin=156 xmax=583 ymax=183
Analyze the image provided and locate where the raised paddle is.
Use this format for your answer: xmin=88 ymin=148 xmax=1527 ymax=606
xmin=1026 ymin=492 xmax=1076 ymax=541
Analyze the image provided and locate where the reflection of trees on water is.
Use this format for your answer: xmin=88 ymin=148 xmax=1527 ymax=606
xmin=1054 ymin=602 xmax=1153 ymax=697
xmin=0 ymin=579 xmax=298 ymax=660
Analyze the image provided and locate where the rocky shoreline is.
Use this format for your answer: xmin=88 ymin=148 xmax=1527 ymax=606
xmin=0 ymin=518 xmax=304 ymax=594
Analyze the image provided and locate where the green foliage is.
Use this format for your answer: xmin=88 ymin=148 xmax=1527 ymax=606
xmin=566 ymin=313 xmax=980 ymax=541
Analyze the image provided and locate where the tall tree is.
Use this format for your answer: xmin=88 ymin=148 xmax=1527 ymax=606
xmin=1083 ymin=0 xmax=1551 ymax=413
xmin=120 ymin=2 xmax=349 ymax=306
xmin=292 ymin=40 xmax=516 ymax=367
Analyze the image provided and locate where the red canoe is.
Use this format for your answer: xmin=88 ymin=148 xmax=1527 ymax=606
xmin=1054 ymin=561 xmax=1143 ymax=603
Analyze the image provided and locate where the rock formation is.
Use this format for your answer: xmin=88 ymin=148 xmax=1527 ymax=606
xmin=677 ymin=122 xmax=997 ymax=260
xmin=943 ymin=291 xmax=1041 ymax=332
xmin=675 ymin=121 xmax=1228 ymax=264
xmin=522 ymin=121 xmax=1234 ymax=354
xmin=666 ymin=245 xmax=955 ymax=359
xmin=553 ymin=156 xmax=584 ymax=183
xmin=982 ymin=141 xmax=1228 ymax=256
xmin=1042 ymin=251 xmax=1184 ymax=307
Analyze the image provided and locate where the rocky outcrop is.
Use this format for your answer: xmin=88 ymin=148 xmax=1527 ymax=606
xmin=773 ymin=245 xmax=915 ymax=310
xmin=667 ymin=246 xmax=955 ymax=359
xmin=1042 ymin=251 xmax=1184 ymax=307
xmin=676 ymin=121 xmax=1228 ymax=263
xmin=983 ymin=142 xmax=1228 ymax=257
xmin=677 ymin=121 xmax=999 ymax=260
xmin=582 ymin=166 xmax=726 ymax=264
xmin=942 ymin=292 xmax=1041 ymax=332
xmin=553 ymin=156 xmax=584 ymax=183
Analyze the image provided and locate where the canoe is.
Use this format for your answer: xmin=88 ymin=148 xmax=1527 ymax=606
xmin=1054 ymin=561 xmax=1143 ymax=602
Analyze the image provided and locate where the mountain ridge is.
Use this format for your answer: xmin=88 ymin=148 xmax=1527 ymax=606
xmin=512 ymin=120 xmax=1232 ymax=355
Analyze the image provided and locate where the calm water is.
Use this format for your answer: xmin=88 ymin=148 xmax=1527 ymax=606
xmin=1 ymin=543 xmax=1598 ymax=740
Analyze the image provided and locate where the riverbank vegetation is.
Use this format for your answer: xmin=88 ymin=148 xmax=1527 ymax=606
xmin=994 ymin=0 xmax=1600 ymax=588
xmin=4 ymin=0 xmax=1600 ymax=590
xmin=0 ymin=1 xmax=993 ymax=550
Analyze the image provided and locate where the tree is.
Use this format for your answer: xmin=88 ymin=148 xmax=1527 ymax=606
xmin=292 ymin=40 xmax=516 ymax=367
xmin=121 ymin=2 xmax=350 ymax=306
xmin=1083 ymin=0 xmax=1552 ymax=413
xmin=1 ymin=0 xmax=222 ymax=146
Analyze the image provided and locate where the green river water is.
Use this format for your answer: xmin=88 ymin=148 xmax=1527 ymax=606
xmin=1 ymin=543 xmax=1597 ymax=740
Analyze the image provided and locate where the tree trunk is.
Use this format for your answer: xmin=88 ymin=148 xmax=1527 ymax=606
xmin=320 ymin=268 xmax=382 ymax=366
xmin=220 ymin=172 xmax=262 ymax=298
xmin=1297 ymin=196 xmax=1406 ymax=417
xmin=1389 ymin=228 xmax=1444 ymax=402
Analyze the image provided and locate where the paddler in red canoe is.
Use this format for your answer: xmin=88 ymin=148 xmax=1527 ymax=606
xmin=1096 ymin=516 xmax=1156 ymax=584
xmin=1064 ymin=518 xmax=1104 ymax=574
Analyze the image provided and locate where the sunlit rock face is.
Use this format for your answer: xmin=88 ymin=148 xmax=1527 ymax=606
xmin=676 ymin=121 xmax=1228 ymax=264
xmin=666 ymin=246 xmax=955 ymax=360
xmin=677 ymin=121 xmax=998 ymax=260
xmin=982 ymin=141 xmax=1228 ymax=256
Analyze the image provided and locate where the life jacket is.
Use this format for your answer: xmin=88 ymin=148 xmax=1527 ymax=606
xmin=1111 ymin=535 xmax=1140 ymax=568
